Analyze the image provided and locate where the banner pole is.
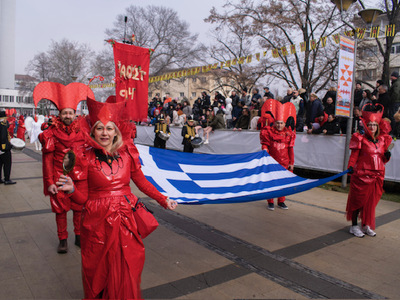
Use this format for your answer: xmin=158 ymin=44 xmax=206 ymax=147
xmin=341 ymin=37 xmax=357 ymax=188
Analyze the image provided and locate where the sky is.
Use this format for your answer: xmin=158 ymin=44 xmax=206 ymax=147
xmin=14 ymin=0 xmax=381 ymax=75
xmin=14 ymin=0 xmax=227 ymax=74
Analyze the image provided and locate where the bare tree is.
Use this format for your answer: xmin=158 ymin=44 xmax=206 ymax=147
xmin=26 ymin=39 xmax=93 ymax=85
xmin=205 ymin=9 xmax=273 ymax=94
xmin=105 ymin=5 xmax=206 ymax=76
xmin=373 ymin=0 xmax=400 ymax=85
xmin=208 ymin=0 xmax=350 ymax=94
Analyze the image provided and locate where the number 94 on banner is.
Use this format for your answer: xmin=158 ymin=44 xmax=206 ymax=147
xmin=120 ymin=87 xmax=136 ymax=100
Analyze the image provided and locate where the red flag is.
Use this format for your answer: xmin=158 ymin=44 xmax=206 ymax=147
xmin=113 ymin=42 xmax=150 ymax=121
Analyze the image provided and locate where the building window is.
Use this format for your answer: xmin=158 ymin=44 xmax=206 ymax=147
xmin=200 ymin=77 xmax=207 ymax=83
xmin=25 ymin=96 xmax=33 ymax=104
xmin=360 ymin=69 xmax=376 ymax=81
xmin=192 ymin=92 xmax=196 ymax=98
xmin=10 ymin=96 xmax=14 ymax=103
xmin=180 ymin=92 xmax=185 ymax=98
xmin=2 ymin=95 xmax=10 ymax=102
xmin=391 ymin=43 xmax=400 ymax=54
xmin=16 ymin=96 xmax=23 ymax=103
xmin=361 ymin=46 xmax=377 ymax=58
xmin=192 ymin=78 xmax=197 ymax=83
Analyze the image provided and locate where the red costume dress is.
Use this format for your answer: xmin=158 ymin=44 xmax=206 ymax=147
xmin=39 ymin=117 xmax=87 ymax=240
xmin=7 ymin=116 xmax=16 ymax=137
xmin=260 ymin=126 xmax=296 ymax=204
xmin=70 ymin=142 xmax=168 ymax=299
xmin=16 ymin=115 xmax=26 ymax=141
xmin=346 ymin=131 xmax=391 ymax=229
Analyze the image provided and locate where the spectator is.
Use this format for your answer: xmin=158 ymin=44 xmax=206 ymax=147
xmin=163 ymin=93 xmax=172 ymax=109
xmin=263 ymin=87 xmax=274 ymax=99
xmin=352 ymin=106 xmax=364 ymax=134
xmin=372 ymin=79 xmax=384 ymax=99
xmin=182 ymin=100 xmax=192 ymax=117
xmin=312 ymin=114 xmax=340 ymax=135
xmin=291 ymin=90 xmax=305 ymax=131
xmin=225 ymin=97 xmax=233 ymax=129
xmin=305 ymin=93 xmax=324 ymax=129
xmin=282 ymin=88 xmax=293 ymax=103
xmin=307 ymin=111 xmax=328 ymax=134
xmin=230 ymin=90 xmax=240 ymax=108
xmin=393 ymin=106 xmax=400 ymax=138
xmin=214 ymin=91 xmax=226 ymax=106
xmin=192 ymin=98 xmax=202 ymax=121
xmin=359 ymin=89 xmax=373 ymax=110
xmin=200 ymin=109 xmax=215 ymax=144
xmin=232 ymin=101 xmax=244 ymax=127
xmin=240 ymin=88 xmax=251 ymax=106
xmin=322 ymin=87 xmax=337 ymax=107
xmin=203 ymin=109 xmax=226 ymax=144
xmin=389 ymin=71 xmax=400 ymax=136
xmin=377 ymin=84 xmax=391 ymax=118
xmin=233 ymin=108 xmax=250 ymax=130
xmin=354 ymin=82 xmax=363 ymax=108
xmin=324 ymin=97 xmax=335 ymax=116
xmin=201 ymin=91 xmax=211 ymax=111
xmin=251 ymin=88 xmax=262 ymax=103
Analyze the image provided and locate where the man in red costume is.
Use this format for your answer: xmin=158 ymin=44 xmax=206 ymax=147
xmin=346 ymin=103 xmax=392 ymax=238
xmin=260 ymin=99 xmax=297 ymax=211
xmin=34 ymin=81 xmax=94 ymax=253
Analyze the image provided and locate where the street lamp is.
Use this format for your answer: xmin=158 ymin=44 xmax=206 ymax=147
xmin=330 ymin=0 xmax=357 ymax=12
xmin=358 ymin=8 xmax=383 ymax=25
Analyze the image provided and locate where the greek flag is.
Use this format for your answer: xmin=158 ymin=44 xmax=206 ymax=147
xmin=137 ymin=145 xmax=347 ymax=205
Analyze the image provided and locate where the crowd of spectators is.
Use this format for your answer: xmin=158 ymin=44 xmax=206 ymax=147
xmin=144 ymin=71 xmax=400 ymax=141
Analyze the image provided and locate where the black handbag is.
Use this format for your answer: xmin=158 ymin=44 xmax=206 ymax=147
xmin=124 ymin=196 xmax=159 ymax=238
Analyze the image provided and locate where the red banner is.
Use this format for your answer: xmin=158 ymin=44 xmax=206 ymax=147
xmin=113 ymin=42 xmax=150 ymax=121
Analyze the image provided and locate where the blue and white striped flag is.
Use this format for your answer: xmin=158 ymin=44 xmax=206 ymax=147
xmin=137 ymin=145 xmax=347 ymax=205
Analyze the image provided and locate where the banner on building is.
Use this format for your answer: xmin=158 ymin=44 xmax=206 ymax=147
xmin=335 ymin=36 xmax=355 ymax=118
xmin=112 ymin=41 xmax=150 ymax=121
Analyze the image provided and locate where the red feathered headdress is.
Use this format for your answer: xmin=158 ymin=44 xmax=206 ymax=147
xmin=33 ymin=82 xmax=95 ymax=111
xmin=261 ymin=99 xmax=297 ymax=124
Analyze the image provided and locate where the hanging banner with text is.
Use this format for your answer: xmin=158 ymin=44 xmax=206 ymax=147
xmin=113 ymin=42 xmax=150 ymax=121
xmin=335 ymin=36 xmax=355 ymax=118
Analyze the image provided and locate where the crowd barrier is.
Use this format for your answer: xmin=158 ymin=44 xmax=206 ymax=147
xmin=135 ymin=125 xmax=400 ymax=183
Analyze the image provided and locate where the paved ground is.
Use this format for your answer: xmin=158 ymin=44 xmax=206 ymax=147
xmin=0 ymin=143 xmax=399 ymax=299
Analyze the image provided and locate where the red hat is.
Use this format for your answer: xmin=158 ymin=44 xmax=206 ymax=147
xmin=33 ymin=82 xmax=95 ymax=111
xmin=86 ymin=97 xmax=128 ymax=127
xmin=261 ymin=99 xmax=297 ymax=124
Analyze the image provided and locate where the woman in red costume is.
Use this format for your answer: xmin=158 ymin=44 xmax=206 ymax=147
xmin=57 ymin=98 xmax=178 ymax=299
xmin=260 ymin=99 xmax=297 ymax=211
xmin=346 ymin=104 xmax=392 ymax=238
xmin=16 ymin=115 xmax=26 ymax=141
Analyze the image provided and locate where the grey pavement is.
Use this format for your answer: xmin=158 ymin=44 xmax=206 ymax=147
xmin=0 ymin=143 xmax=399 ymax=299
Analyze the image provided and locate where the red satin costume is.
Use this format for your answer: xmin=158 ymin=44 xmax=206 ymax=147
xmin=260 ymin=126 xmax=296 ymax=203
xmin=16 ymin=115 xmax=26 ymax=141
xmin=7 ymin=116 xmax=16 ymax=137
xmin=70 ymin=142 xmax=168 ymax=299
xmin=39 ymin=117 xmax=87 ymax=240
xmin=346 ymin=131 xmax=392 ymax=229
